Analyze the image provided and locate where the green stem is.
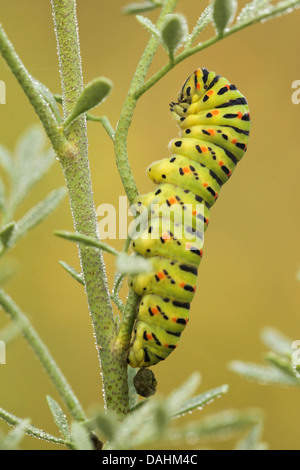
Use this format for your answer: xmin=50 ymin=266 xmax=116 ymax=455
xmin=114 ymin=0 xmax=179 ymax=206
xmin=134 ymin=0 xmax=300 ymax=98
xmin=0 ymin=406 xmax=71 ymax=448
xmin=0 ymin=288 xmax=85 ymax=422
xmin=86 ymin=114 xmax=115 ymax=141
xmin=54 ymin=230 xmax=120 ymax=256
xmin=51 ymin=0 xmax=130 ymax=417
xmin=0 ymin=24 xmax=66 ymax=154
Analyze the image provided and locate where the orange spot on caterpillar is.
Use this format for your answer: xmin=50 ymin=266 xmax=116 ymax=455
xmin=193 ymin=286 xmax=197 ymax=293
xmin=207 ymin=90 xmax=214 ymax=96
xmin=172 ymin=317 xmax=177 ymax=323
xmin=182 ymin=167 xmax=191 ymax=174
xmin=219 ymin=160 xmax=224 ymax=166
xmin=146 ymin=333 xmax=153 ymax=340
xmin=200 ymin=249 xmax=203 ymax=256
xmin=157 ymin=271 xmax=165 ymax=280
xmin=192 ymin=210 xmax=197 ymax=216
xmin=151 ymin=307 xmax=159 ymax=315
xmin=228 ymin=171 xmax=232 ymax=177
xmin=214 ymin=193 xmax=219 ymax=199
xmin=164 ymin=344 xmax=169 ymax=348
xmin=186 ymin=243 xmax=192 ymax=249
xmin=226 ymin=84 xmax=230 ymax=90
xmin=201 ymin=146 xmax=208 ymax=153
xmin=168 ymin=197 xmax=177 ymax=205
xmin=232 ymin=139 xmax=237 ymax=144
xmin=211 ymin=110 xmax=219 ymax=116
xmin=179 ymin=282 xmax=185 ymax=288
xmin=205 ymin=219 xmax=209 ymax=225
xmin=196 ymin=83 xmax=201 ymax=90
xmin=208 ymin=129 xmax=215 ymax=135
xmin=203 ymin=182 xmax=208 ymax=187
xmin=162 ymin=233 xmax=171 ymax=240
xmin=237 ymin=112 xmax=243 ymax=119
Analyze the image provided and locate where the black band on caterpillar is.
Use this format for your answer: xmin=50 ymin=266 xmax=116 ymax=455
xmin=128 ymin=67 xmax=251 ymax=368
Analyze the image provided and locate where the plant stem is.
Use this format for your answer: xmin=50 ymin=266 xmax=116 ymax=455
xmin=0 ymin=288 xmax=85 ymax=422
xmin=134 ymin=0 xmax=300 ymax=98
xmin=51 ymin=0 xmax=130 ymax=417
xmin=86 ymin=114 xmax=115 ymax=141
xmin=114 ymin=0 xmax=179 ymax=206
xmin=0 ymin=406 xmax=71 ymax=448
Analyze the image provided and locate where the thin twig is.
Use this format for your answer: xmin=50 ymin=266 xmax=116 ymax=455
xmin=134 ymin=0 xmax=300 ymax=98
xmin=86 ymin=114 xmax=115 ymax=141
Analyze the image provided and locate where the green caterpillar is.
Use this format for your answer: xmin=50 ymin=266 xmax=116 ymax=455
xmin=128 ymin=67 xmax=251 ymax=368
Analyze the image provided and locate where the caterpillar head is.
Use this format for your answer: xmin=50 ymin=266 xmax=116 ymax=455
xmin=170 ymin=67 xmax=211 ymax=123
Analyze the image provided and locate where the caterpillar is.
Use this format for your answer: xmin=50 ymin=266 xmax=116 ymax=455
xmin=128 ymin=67 xmax=251 ymax=368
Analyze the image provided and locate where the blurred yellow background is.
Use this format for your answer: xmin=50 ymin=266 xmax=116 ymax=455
xmin=0 ymin=0 xmax=300 ymax=450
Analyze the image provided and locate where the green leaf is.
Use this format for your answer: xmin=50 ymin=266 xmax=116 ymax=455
xmin=229 ymin=360 xmax=300 ymax=386
xmin=2 ymin=418 xmax=30 ymax=450
xmin=123 ymin=1 xmax=162 ymax=15
xmin=70 ymin=421 xmax=93 ymax=450
xmin=58 ymin=261 xmax=84 ymax=285
xmin=0 ymin=145 xmax=13 ymax=178
xmin=212 ymin=0 xmax=238 ymax=36
xmin=0 ymin=177 xmax=6 ymax=210
xmin=161 ymin=14 xmax=188 ymax=57
xmin=33 ymin=79 xmax=62 ymax=123
xmin=92 ymin=411 xmax=118 ymax=442
xmin=185 ymin=5 xmax=213 ymax=48
xmin=10 ymin=187 xmax=67 ymax=247
xmin=0 ymin=222 xmax=16 ymax=248
xmin=0 ymin=406 xmax=67 ymax=447
xmin=171 ymin=384 xmax=229 ymax=418
xmin=116 ymin=252 xmax=153 ymax=275
xmin=260 ymin=327 xmax=293 ymax=357
xmin=264 ymin=351 xmax=297 ymax=378
xmin=64 ymin=78 xmax=113 ymax=128
xmin=7 ymin=126 xmax=55 ymax=219
xmin=46 ymin=396 xmax=70 ymax=440
xmin=171 ymin=409 xmax=263 ymax=444
xmin=136 ymin=15 xmax=162 ymax=41
xmin=167 ymin=372 xmax=201 ymax=413
xmin=54 ymin=230 xmax=119 ymax=256
xmin=235 ymin=422 xmax=267 ymax=450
